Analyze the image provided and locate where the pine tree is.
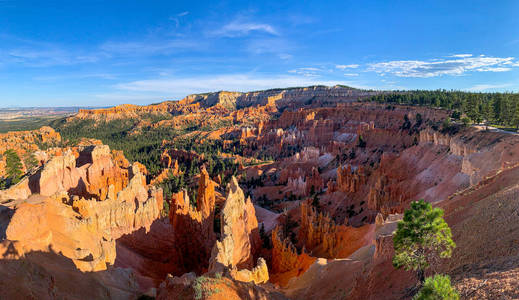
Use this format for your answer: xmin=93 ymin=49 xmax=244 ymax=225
xmin=466 ymin=95 xmax=480 ymax=123
xmin=481 ymin=100 xmax=493 ymax=127
xmin=514 ymin=100 xmax=519 ymax=130
xmin=393 ymin=200 xmax=456 ymax=284
xmin=4 ymin=149 xmax=23 ymax=186
xmin=414 ymin=275 xmax=459 ymax=300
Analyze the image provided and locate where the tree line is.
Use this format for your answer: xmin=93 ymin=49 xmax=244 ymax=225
xmin=369 ymin=90 xmax=519 ymax=128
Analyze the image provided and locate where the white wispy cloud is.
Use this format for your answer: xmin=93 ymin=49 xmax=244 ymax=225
xmin=0 ymin=34 xmax=105 ymax=67
xmin=448 ymin=54 xmax=473 ymax=58
xmin=476 ymin=67 xmax=511 ymax=72
xmin=33 ymin=73 xmax=118 ymax=81
xmin=467 ymin=83 xmax=513 ymax=92
xmin=343 ymin=73 xmax=359 ymax=76
xmin=278 ymin=53 xmax=293 ymax=60
xmin=114 ymin=74 xmax=347 ymax=95
xmin=368 ymin=54 xmax=518 ymax=78
xmin=336 ymin=64 xmax=359 ymax=70
xmin=288 ymin=67 xmax=322 ymax=77
xmin=169 ymin=11 xmax=189 ymax=28
xmin=210 ymin=18 xmax=278 ymax=37
xmin=3 ymin=42 xmax=100 ymax=67
xmin=245 ymin=37 xmax=294 ymax=59
xmin=100 ymin=39 xmax=199 ymax=55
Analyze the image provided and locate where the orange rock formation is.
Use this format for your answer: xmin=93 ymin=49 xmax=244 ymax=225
xmin=0 ymin=126 xmax=61 ymax=177
xmin=337 ymin=164 xmax=367 ymax=194
xmin=208 ymin=177 xmax=267 ymax=284
xmin=270 ymin=226 xmax=316 ymax=286
xmin=169 ymin=168 xmax=217 ymax=274
xmin=0 ymin=147 xmax=163 ymax=273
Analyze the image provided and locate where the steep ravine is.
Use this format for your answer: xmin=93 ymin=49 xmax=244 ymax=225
xmin=1 ymin=99 xmax=519 ymax=299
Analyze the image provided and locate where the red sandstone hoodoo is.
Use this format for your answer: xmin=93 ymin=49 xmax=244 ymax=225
xmin=1 ymin=86 xmax=519 ymax=299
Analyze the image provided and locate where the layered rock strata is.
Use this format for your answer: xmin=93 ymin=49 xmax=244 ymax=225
xmin=0 ymin=146 xmax=163 ymax=273
xmin=168 ymin=168 xmax=217 ymax=274
xmin=208 ymin=177 xmax=267 ymax=284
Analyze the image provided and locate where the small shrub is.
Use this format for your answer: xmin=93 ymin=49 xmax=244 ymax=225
xmin=461 ymin=117 xmax=471 ymax=127
xmin=193 ymin=275 xmax=222 ymax=300
xmin=414 ymin=275 xmax=459 ymax=300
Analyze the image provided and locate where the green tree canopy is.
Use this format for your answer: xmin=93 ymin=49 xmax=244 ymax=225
xmin=4 ymin=149 xmax=23 ymax=186
xmin=368 ymin=90 xmax=519 ymax=128
xmin=24 ymin=153 xmax=39 ymax=171
xmin=414 ymin=275 xmax=459 ymax=300
xmin=393 ymin=199 xmax=456 ymax=283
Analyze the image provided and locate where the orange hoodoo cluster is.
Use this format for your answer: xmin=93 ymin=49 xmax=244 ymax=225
xmin=168 ymin=168 xmax=217 ymax=274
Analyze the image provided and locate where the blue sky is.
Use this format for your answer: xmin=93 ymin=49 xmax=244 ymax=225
xmin=0 ymin=0 xmax=518 ymax=107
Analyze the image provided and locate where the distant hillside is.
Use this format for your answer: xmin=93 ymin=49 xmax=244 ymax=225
xmin=71 ymin=85 xmax=379 ymax=121
xmin=0 ymin=107 xmax=96 ymax=133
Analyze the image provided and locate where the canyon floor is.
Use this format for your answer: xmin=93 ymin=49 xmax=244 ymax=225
xmin=1 ymin=86 xmax=518 ymax=299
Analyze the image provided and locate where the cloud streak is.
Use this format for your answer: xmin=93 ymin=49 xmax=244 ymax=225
xmin=467 ymin=83 xmax=514 ymax=92
xmin=336 ymin=64 xmax=359 ymax=69
xmin=210 ymin=18 xmax=278 ymax=37
xmin=114 ymin=73 xmax=347 ymax=95
xmin=288 ymin=67 xmax=322 ymax=77
xmin=100 ymin=39 xmax=199 ymax=56
xmin=368 ymin=54 xmax=517 ymax=78
xmin=1 ymin=40 xmax=101 ymax=67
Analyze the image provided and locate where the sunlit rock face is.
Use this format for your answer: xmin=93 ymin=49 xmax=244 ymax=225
xmin=208 ymin=177 xmax=267 ymax=284
xmin=0 ymin=126 xmax=61 ymax=178
xmin=3 ymin=86 xmax=519 ymax=300
xmin=0 ymin=146 xmax=162 ymax=273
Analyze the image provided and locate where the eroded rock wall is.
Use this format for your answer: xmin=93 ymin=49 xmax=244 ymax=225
xmin=208 ymin=177 xmax=267 ymax=284
xmin=0 ymin=147 xmax=162 ymax=273
xmin=168 ymin=169 xmax=217 ymax=274
xmin=0 ymin=126 xmax=61 ymax=177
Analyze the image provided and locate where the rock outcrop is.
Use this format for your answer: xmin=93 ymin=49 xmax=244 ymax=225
xmin=4 ymin=87 xmax=519 ymax=299
xmin=297 ymin=202 xmax=374 ymax=259
xmin=75 ymin=102 xmax=176 ymax=121
xmin=298 ymin=202 xmax=341 ymax=258
xmin=197 ymin=167 xmax=217 ymax=220
xmin=337 ymin=164 xmax=367 ymax=194
xmin=208 ymin=177 xmax=267 ymax=284
xmin=169 ymin=168 xmax=217 ymax=274
xmin=0 ymin=147 xmax=163 ymax=273
xmin=0 ymin=145 xmax=130 ymax=202
xmin=0 ymin=126 xmax=61 ymax=177
xmin=305 ymin=167 xmax=324 ymax=195
xmin=156 ymin=270 xmax=286 ymax=300
xmin=270 ymin=226 xmax=316 ymax=286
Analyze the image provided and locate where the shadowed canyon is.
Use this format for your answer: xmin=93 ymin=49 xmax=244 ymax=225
xmin=2 ymin=86 xmax=519 ymax=299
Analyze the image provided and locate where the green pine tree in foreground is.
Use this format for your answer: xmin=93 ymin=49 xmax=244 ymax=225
xmin=393 ymin=200 xmax=456 ymax=284
xmin=413 ymin=275 xmax=459 ymax=300
xmin=4 ymin=149 xmax=23 ymax=187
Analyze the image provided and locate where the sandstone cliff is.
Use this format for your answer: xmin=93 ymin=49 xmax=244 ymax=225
xmin=0 ymin=145 xmax=131 ymax=202
xmin=0 ymin=126 xmax=61 ymax=178
xmin=208 ymin=177 xmax=267 ymax=284
xmin=270 ymin=225 xmax=316 ymax=286
xmin=169 ymin=168 xmax=217 ymax=274
xmin=0 ymin=146 xmax=163 ymax=273
xmin=75 ymin=86 xmax=379 ymax=123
